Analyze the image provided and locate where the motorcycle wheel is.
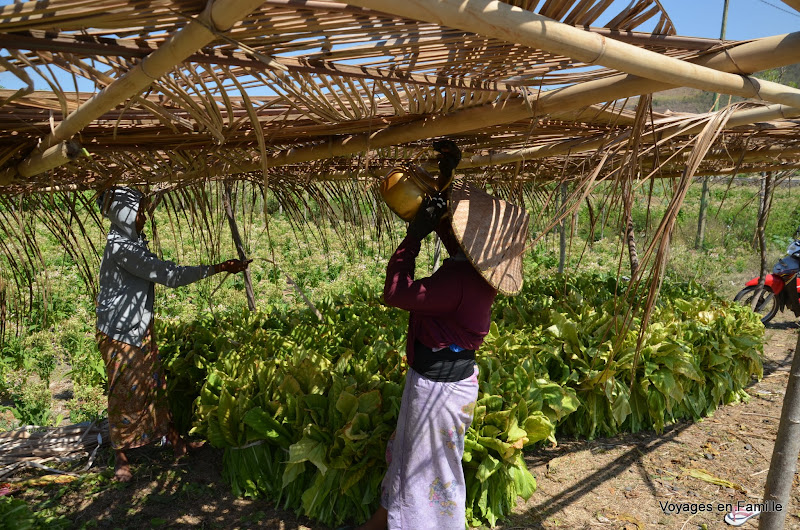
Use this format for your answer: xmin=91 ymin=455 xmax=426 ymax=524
xmin=734 ymin=285 xmax=779 ymax=324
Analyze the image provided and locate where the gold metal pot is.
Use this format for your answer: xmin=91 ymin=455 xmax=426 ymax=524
xmin=379 ymin=165 xmax=439 ymax=221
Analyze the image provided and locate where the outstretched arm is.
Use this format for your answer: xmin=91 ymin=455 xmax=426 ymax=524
xmin=111 ymin=241 xmax=249 ymax=287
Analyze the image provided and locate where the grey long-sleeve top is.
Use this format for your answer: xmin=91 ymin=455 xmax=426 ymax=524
xmin=96 ymin=188 xmax=211 ymax=348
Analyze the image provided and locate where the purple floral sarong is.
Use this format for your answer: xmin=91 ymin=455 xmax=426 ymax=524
xmin=381 ymin=366 xmax=479 ymax=529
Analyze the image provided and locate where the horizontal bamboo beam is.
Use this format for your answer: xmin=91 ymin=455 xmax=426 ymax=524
xmin=653 ymin=163 xmax=800 ymax=180
xmin=781 ymin=0 xmax=800 ymax=12
xmin=9 ymin=0 xmax=266 ymax=180
xmin=584 ymin=27 xmax=724 ymax=51
xmin=0 ymin=140 xmax=82 ymax=185
xmin=345 ymin=0 xmax=800 ymax=110
xmin=231 ymin=31 xmax=800 ymax=170
xmin=459 ymin=104 xmax=800 ymax=169
xmin=18 ymin=140 xmax=83 ymax=178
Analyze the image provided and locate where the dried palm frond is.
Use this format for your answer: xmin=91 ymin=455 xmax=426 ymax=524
xmin=0 ymin=420 xmax=108 ymax=479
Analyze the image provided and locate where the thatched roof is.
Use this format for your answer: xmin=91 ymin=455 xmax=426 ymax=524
xmin=1 ymin=0 xmax=798 ymax=193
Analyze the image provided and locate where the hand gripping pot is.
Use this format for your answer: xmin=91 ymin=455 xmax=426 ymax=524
xmin=379 ymin=165 xmax=440 ymax=222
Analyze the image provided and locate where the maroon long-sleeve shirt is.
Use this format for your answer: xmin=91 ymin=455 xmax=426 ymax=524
xmin=383 ymin=224 xmax=497 ymax=364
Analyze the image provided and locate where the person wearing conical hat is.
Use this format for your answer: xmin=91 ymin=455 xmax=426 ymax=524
xmin=357 ymin=141 xmax=529 ymax=530
xmin=95 ymin=186 xmax=250 ymax=482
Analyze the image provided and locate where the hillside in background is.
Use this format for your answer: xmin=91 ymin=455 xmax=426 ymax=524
xmin=651 ymin=63 xmax=800 ymax=114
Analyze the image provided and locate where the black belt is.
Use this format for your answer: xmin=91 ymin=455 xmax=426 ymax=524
xmin=411 ymin=340 xmax=476 ymax=382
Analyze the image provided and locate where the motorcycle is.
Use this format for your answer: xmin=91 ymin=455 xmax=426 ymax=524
xmin=734 ymin=230 xmax=800 ymax=324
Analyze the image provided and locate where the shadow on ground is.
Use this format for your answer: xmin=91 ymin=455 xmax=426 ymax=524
xmin=27 ymin=444 xmax=327 ymax=530
xmin=510 ymin=422 xmax=692 ymax=528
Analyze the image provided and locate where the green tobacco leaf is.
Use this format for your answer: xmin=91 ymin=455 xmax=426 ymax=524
xmin=303 ymin=394 xmax=329 ymax=424
xmin=538 ymin=380 xmax=580 ymax=421
xmin=288 ymin=436 xmax=329 ymax=475
xmin=335 ymin=391 xmax=358 ymax=421
xmin=343 ymin=412 xmax=371 ymax=441
xmin=340 ymin=465 xmax=368 ymax=493
xmin=357 ymin=390 xmax=382 ymax=415
xmin=480 ymin=425 xmax=502 ymax=438
xmin=505 ymin=416 xmax=528 ymax=443
xmin=523 ymin=412 xmax=555 ymax=444
xmin=478 ymin=436 xmax=519 ymax=462
xmin=476 ymin=454 xmax=502 ymax=482
xmin=242 ymin=407 xmax=291 ymax=447
xmin=218 ymin=387 xmax=240 ymax=447
xmin=610 ymin=384 xmax=632 ymax=427
xmin=477 ymin=395 xmax=503 ymax=412
xmin=484 ymin=409 xmax=513 ymax=431
xmin=464 ymin=434 xmax=487 ymax=459
xmin=205 ymin=416 xmax=228 ymax=448
xmin=282 ymin=461 xmax=306 ymax=488
xmin=279 ymin=375 xmax=302 ymax=396
xmin=650 ymin=369 xmax=684 ymax=407
xmin=488 ymin=321 xmax=500 ymax=340
xmin=647 ymin=389 xmax=666 ymax=433
xmin=508 ymin=454 xmax=537 ymax=499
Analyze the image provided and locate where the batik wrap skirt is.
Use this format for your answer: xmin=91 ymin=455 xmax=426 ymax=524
xmin=97 ymin=328 xmax=170 ymax=450
xmin=381 ymin=366 xmax=479 ymax=529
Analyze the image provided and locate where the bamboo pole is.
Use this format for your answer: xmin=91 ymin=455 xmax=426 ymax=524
xmin=558 ymin=182 xmax=567 ymax=274
xmin=232 ymin=32 xmax=800 ymax=170
xmin=458 ymin=104 xmax=800 ymax=170
xmin=222 ymin=182 xmax=256 ymax=311
xmin=751 ymin=172 xmax=772 ymax=313
xmin=0 ymin=141 xmax=82 ymax=184
xmin=8 ymin=29 xmax=796 ymax=189
xmin=759 ymin=323 xmax=800 ymax=529
xmin=17 ymin=141 xmax=83 ymax=179
xmin=10 ymin=0 xmax=266 ymax=178
xmin=624 ymin=163 xmax=800 ymax=181
xmin=345 ymin=0 xmax=800 ymax=108
xmin=780 ymin=0 xmax=800 ymax=12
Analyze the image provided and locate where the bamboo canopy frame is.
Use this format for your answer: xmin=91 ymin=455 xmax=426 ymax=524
xmin=0 ymin=0 xmax=798 ymax=191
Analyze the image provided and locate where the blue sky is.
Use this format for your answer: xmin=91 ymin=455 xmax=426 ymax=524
xmin=648 ymin=0 xmax=800 ymax=40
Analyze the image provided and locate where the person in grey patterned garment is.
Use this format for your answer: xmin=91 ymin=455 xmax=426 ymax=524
xmin=96 ymin=186 xmax=249 ymax=481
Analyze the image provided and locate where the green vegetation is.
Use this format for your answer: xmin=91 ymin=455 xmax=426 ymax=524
xmin=155 ymin=273 xmax=761 ymax=528
xmin=0 ymin=177 xmax=791 ymax=525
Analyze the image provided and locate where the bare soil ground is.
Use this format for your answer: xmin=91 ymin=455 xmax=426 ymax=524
xmin=8 ymin=315 xmax=799 ymax=530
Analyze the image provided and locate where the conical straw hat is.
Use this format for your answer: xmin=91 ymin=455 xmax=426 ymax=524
xmin=448 ymin=181 xmax=529 ymax=295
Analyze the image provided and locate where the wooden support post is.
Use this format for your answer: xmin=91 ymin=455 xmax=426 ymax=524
xmin=759 ymin=324 xmax=800 ymax=529
xmin=623 ymin=180 xmax=639 ymax=277
xmin=752 ymin=172 xmax=774 ymax=311
xmin=558 ymin=182 xmax=567 ymax=274
xmin=222 ymin=182 xmax=256 ymax=311
xmin=695 ymin=177 xmax=710 ymax=250
xmin=432 ymin=236 xmax=442 ymax=274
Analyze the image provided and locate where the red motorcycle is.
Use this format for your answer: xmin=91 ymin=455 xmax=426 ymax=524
xmin=734 ymin=236 xmax=800 ymax=324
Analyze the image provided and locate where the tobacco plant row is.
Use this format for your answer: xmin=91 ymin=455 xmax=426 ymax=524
xmin=159 ymin=273 xmax=763 ymax=528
